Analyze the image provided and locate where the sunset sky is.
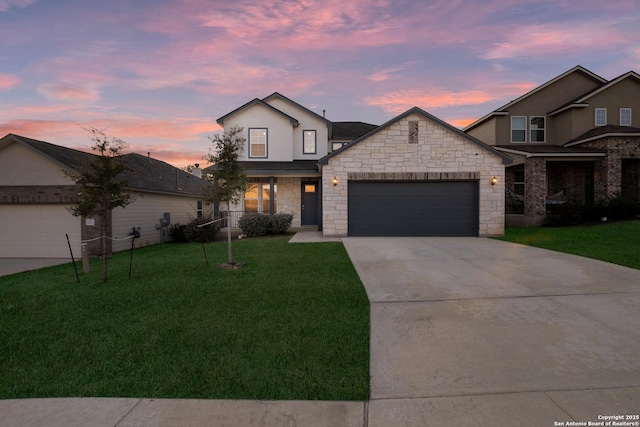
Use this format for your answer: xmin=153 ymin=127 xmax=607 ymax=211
xmin=1 ymin=0 xmax=639 ymax=167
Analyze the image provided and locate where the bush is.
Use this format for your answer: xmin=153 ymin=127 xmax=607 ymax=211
xmin=183 ymin=215 xmax=221 ymax=243
xmin=238 ymin=213 xmax=271 ymax=237
xmin=269 ymin=212 xmax=294 ymax=234
xmin=545 ymin=196 xmax=640 ymax=226
xmin=238 ymin=212 xmax=295 ymax=237
xmin=168 ymin=223 xmax=189 ymax=243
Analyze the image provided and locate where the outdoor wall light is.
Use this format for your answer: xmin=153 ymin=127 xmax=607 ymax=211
xmin=491 ymin=176 xmax=498 ymax=186
xmin=332 ymin=176 xmax=338 ymax=186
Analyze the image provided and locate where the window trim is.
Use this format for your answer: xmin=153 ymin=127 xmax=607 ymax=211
xmin=248 ymin=127 xmax=268 ymax=158
xmin=620 ymin=108 xmax=632 ymax=126
xmin=302 ymin=129 xmax=317 ymax=154
xmin=511 ymin=116 xmax=527 ymax=143
xmin=529 ymin=116 xmax=546 ymax=143
xmin=595 ymin=108 xmax=607 ymax=126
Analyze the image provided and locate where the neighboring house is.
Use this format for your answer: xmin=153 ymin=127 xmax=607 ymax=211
xmin=214 ymin=93 xmax=511 ymax=237
xmin=464 ymin=65 xmax=640 ymax=226
xmin=0 ymin=134 xmax=210 ymax=258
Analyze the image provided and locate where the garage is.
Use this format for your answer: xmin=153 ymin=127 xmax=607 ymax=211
xmin=0 ymin=205 xmax=81 ymax=258
xmin=348 ymin=180 xmax=479 ymax=236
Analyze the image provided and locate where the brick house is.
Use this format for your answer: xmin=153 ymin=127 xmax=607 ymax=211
xmin=464 ymin=66 xmax=640 ymax=226
xmin=214 ymin=93 xmax=511 ymax=237
xmin=0 ymin=134 xmax=210 ymax=258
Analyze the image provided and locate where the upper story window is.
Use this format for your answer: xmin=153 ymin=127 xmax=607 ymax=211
xmin=620 ymin=108 xmax=632 ymax=126
xmin=511 ymin=116 xmax=526 ymax=143
xmin=595 ymin=108 xmax=607 ymax=126
xmin=303 ymin=130 xmax=316 ymax=154
xmin=249 ymin=128 xmax=267 ymax=158
xmin=530 ymin=116 xmax=545 ymax=142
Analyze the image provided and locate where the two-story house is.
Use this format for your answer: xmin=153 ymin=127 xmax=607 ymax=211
xmin=215 ymin=93 xmax=511 ymax=237
xmin=464 ymin=65 xmax=640 ymax=226
xmin=213 ymin=92 xmax=377 ymax=230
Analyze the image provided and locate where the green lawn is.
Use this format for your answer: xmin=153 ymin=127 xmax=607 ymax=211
xmin=0 ymin=237 xmax=370 ymax=400
xmin=499 ymin=220 xmax=640 ymax=270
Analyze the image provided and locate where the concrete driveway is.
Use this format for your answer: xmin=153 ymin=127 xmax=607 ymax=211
xmin=342 ymin=237 xmax=640 ymax=426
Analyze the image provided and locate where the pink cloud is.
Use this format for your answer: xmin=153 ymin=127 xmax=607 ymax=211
xmin=0 ymin=73 xmax=19 ymax=89
xmin=364 ymin=82 xmax=536 ymax=115
xmin=482 ymin=23 xmax=628 ymax=60
xmin=0 ymin=0 xmax=35 ymax=12
xmin=38 ymin=83 xmax=102 ymax=102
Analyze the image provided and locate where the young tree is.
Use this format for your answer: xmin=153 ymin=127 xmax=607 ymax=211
xmin=203 ymin=126 xmax=247 ymax=266
xmin=65 ymin=129 xmax=133 ymax=282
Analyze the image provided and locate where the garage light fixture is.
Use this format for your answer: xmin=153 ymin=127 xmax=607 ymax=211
xmin=491 ymin=176 xmax=498 ymax=186
xmin=332 ymin=176 xmax=338 ymax=186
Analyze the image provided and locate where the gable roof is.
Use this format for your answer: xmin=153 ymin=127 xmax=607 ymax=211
xmin=331 ymin=121 xmax=378 ymax=139
xmin=549 ymin=71 xmax=640 ymax=116
xmin=564 ymin=125 xmax=640 ymax=147
xmin=262 ymin=92 xmax=332 ymax=126
xmin=319 ymin=107 xmax=512 ymax=165
xmin=0 ymin=134 xmax=209 ymax=196
xmin=463 ymin=66 xmax=607 ymax=132
xmin=216 ymin=98 xmax=300 ymax=126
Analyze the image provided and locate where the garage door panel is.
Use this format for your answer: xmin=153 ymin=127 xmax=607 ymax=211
xmin=348 ymin=181 xmax=478 ymax=237
xmin=0 ymin=205 xmax=81 ymax=258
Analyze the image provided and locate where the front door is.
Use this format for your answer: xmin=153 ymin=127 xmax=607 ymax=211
xmin=301 ymin=181 xmax=318 ymax=225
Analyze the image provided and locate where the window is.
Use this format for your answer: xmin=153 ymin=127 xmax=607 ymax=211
xmin=530 ymin=116 xmax=545 ymax=142
xmin=620 ymin=108 xmax=632 ymax=126
xmin=197 ymin=200 xmax=203 ymax=219
xmin=513 ymin=169 xmax=525 ymax=196
xmin=244 ymin=181 xmax=276 ymax=213
xmin=409 ymin=121 xmax=419 ymax=144
xmin=303 ymin=130 xmax=316 ymax=154
xmin=249 ymin=128 xmax=267 ymax=158
xmin=511 ymin=116 xmax=526 ymax=142
xmin=595 ymin=108 xmax=607 ymax=126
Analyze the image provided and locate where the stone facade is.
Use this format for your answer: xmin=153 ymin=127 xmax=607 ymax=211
xmin=322 ymin=114 xmax=506 ymax=237
xmin=276 ymin=177 xmax=303 ymax=228
xmin=585 ymin=136 xmax=640 ymax=199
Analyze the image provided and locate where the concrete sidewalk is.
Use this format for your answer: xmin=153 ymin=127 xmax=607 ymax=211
xmin=2 ymin=235 xmax=640 ymax=426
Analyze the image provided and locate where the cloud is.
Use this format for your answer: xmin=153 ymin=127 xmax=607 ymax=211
xmin=0 ymin=0 xmax=35 ymax=12
xmin=0 ymin=73 xmax=19 ymax=89
xmin=364 ymin=82 xmax=536 ymax=115
xmin=38 ymin=83 xmax=102 ymax=102
xmin=482 ymin=22 xmax=628 ymax=60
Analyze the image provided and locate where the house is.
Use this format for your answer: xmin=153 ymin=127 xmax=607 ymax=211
xmin=464 ymin=65 xmax=640 ymax=226
xmin=0 ymin=134 xmax=210 ymax=258
xmin=214 ymin=93 xmax=511 ymax=237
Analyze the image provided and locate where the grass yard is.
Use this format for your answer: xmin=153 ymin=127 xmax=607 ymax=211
xmin=499 ymin=220 xmax=640 ymax=270
xmin=0 ymin=237 xmax=370 ymax=401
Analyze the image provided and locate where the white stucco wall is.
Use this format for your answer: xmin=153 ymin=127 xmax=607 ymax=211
xmin=322 ymin=113 xmax=506 ymax=237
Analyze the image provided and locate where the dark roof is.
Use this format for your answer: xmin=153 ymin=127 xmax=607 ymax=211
xmin=216 ymin=98 xmax=299 ymax=126
xmin=204 ymin=160 xmax=319 ymax=177
xmin=564 ymin=125 xmax=640 ymax=147
xmin=320 ymin=107 xmax=513 ymax=165
xmin=495 ymin=144 xmax=607 ymax=156
xmin=1 ymin=134 xmax=210 ymax=197
xmin=261 ymin=92 xmax=331 ymax=126
xmin=331 ymin=122 xmax=378 ymax=139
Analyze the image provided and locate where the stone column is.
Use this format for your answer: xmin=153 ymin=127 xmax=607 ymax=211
xmin=524 ymin=157 xmax=547 ymax=225
xmin=606 ymin=155 xmax=622 ymax=199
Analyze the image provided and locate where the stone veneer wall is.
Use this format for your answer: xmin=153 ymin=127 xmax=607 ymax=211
xmin=322 ymin=114 xmax=506 ymax=237
xmin=276 ymin=177 xmax=302 ymax=228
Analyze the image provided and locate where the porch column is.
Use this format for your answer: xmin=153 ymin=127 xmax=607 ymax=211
xmin=524 ymin=157 xmax=546 ymax=225
xmin=605 ymin=155 xmax=622 ymax=199
xmin=269 ymin=177 xmax=275 ymax=217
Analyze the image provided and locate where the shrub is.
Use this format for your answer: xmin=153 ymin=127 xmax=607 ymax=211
xmin=269 ymin=212 xmax=294 ymax=234
xmin=545 ymin=196 xmax=640 ymax=226
xmin=168 ymin=223 xmax=189 ymax=243
xmin=183 ymin=215 xmax=221 ymax=243
xmin=238 ymin=213 xmax=271 ymax=237
xmin=238 ymin=212 xmax=295 ymax=237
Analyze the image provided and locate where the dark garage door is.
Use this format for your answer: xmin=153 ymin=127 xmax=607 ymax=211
xmin=348 ymin=181 xmax=479 ymax=236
